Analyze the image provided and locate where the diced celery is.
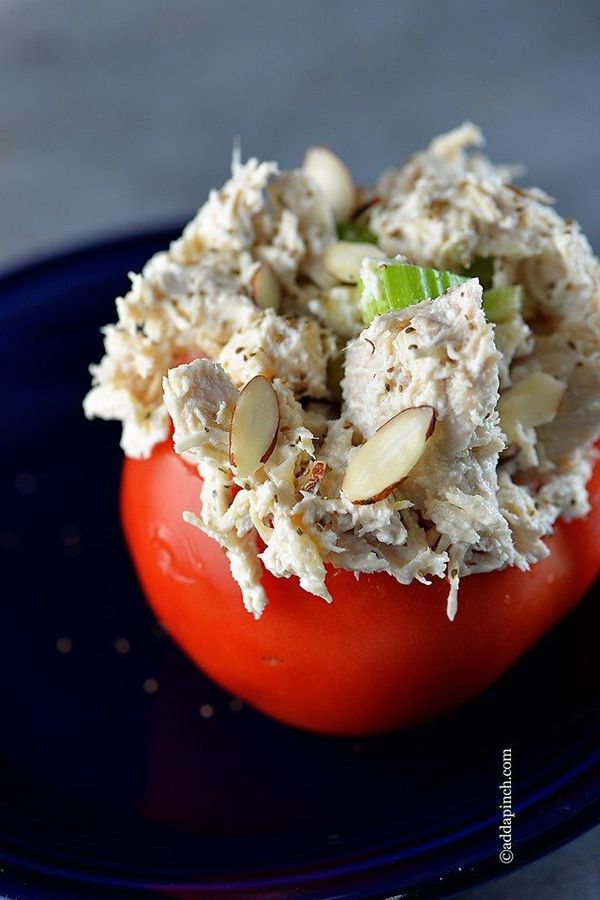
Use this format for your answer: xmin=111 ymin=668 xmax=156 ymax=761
xmin=461 ymin=256 xmax=494 ymax=290
xmin=359 ymin=259 xmax=523 ymax=328
xmin=360 ymin=262 xmax=468 ymax=323
xmin=482 ymin=286 xmax=523 ymax=323
xmin=336 ymin=220 xmax=378 ymax=244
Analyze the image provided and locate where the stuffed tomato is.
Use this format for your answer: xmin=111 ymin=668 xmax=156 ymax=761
xmin=85 ymin=124 xmax=600 ymax=734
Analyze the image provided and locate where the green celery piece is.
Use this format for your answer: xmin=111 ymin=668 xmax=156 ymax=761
xmin=482 ymin=285 xmax=523 ymax=323
xmin=360 ymin=263 xmax=468 ymax=324
xmin=461 ymin=256 xmax=494 ymax=290
xmin=336 ymin=220 xmax=378 ymax=244
xmin=360 ymin=292 xmax=381 ymax=326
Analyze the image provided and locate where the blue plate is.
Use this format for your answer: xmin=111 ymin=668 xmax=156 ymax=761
xmin=1 ymin=230 xmax=599 ymax=900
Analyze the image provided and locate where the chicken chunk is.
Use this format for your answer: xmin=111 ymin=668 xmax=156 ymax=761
xmin=218 ymin=309 xmax=336 ymax=398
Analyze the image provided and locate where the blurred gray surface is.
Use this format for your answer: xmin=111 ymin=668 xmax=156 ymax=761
xmin=1 ymin=0 xmax=600 ymax=270
xmin=0 ymin=0 xmax=599 ymax=897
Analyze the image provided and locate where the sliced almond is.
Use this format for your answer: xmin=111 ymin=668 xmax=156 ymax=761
xmin=302 ymin=146 xmax=356 ymax=222
xmin=250 ymin=263 xmax=281 ymax=311
xmin=229 ymin=375 xmax=280 ymax=477
xmin=342 ymin=406 xmax=436 ymax=504
xmin=303 ymin=461 xmax=326 ymax=494
xmin=498 ymin=372 xmax=566 ymax=443
xmin=323 ymin=241 xmax=386 ymax=284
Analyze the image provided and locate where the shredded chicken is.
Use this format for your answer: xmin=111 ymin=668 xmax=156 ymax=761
xmin=85 ymin=124 xmax=600 ymax=619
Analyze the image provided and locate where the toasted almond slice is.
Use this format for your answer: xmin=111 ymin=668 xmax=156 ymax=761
xmin=498 ymin=372 xmax=566 ymax=442
xmin=323 ymin=241 xmax=386 ymax=284
xmin=251 ymin=263 xmax=281 ymax=311
xmin=303 ymin=461 xmax=326 ymax=494
xmin=302 ymin=146 xmax=356 ymax=221
xmin=229 ymin=375 xmax=280 ymax=477
xmin=342 ymin=406 xmax=436 ymax=504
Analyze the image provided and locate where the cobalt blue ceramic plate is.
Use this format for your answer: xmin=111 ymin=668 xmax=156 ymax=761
xmin=1 ymin=229 xmax=599 ymax=900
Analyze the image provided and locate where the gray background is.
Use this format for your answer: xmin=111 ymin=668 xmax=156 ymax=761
xmin=0 ymin=0 xmax=599 ymax=897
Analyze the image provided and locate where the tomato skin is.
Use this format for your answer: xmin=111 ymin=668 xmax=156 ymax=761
xmin=121 ymin=441 xmax=600 ymax=736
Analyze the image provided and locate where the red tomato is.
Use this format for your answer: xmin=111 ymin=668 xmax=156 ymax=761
xmin=121 ymin=441 xmax=600 ymax=735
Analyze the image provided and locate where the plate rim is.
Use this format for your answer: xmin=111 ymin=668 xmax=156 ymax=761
xmin=1 ymin=228 xmax=599 ymax=900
